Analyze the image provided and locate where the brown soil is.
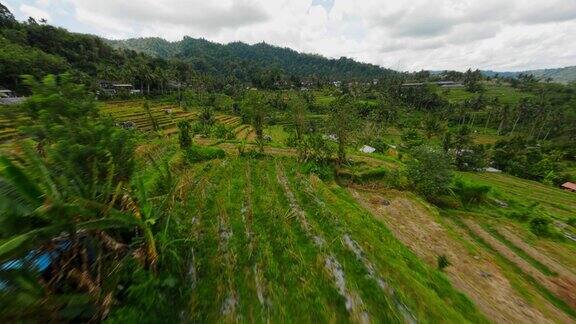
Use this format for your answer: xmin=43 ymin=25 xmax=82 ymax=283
xmin=349 ymin=187 xmax=565 ymax=324
xmin=499 ymin=226 xmax=576 ymax=279
xmin=464 ymin=219 xmax=576 ymax=311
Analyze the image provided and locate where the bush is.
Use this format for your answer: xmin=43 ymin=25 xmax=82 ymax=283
xmin=192 ymin=122 xmax=210 ymax=137
xmin=370 ymin=137 xmax=390 ymax=154
xmin=437 ymin=255 xmax=450 ymax=270
xmin=451 ymin=179 xmax=490 ymax=205
xmin=401 ymin=129 xmax=424 ymax=149
xmin=300 ymin=161 xmax=334 ymax=181
xmin=184 ymin=145 xmax=225 ymax=163
xmin=177 ymin=120 xmax=192 ymax=149
xmin=530 ymin=217 xmax=552 ymax=237
xmin=284 ymin=130 xmax=299 ymax=148
xmin=355 ymin=167 xmax=387 ymax=182
xmin=506 ymin=211 xmax=532 ymax=222
xmin=212 ymin=123 xmax=234 ymax=140
xmin=302 ymin=133 xmax=336 ymax=164
xmin=383 ymin=169 xmax=403 ymax=189
xmin=406 ymin=146 xmax=453 ymax=199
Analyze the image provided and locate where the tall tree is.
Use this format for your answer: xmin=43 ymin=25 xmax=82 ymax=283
xmin=328 ymin=95 xmax=358 ymax=164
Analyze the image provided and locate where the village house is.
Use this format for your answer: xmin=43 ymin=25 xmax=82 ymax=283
xmin=0 ymin=88 xmax=26 ymax=105
xmin=561 ymin=182 xmax=576 ymax=192
xmin=98 ymin=81 xmax=136 ymax=96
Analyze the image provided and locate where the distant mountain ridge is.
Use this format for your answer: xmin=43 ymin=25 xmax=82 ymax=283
xmin=106 ymin=37 xmax=396 ymax=81
xmin=481 ymin=66 xmax=576 ymax=84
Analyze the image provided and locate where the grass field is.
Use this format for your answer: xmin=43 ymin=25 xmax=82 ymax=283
xmin=460 ymin=172 xmax=576 ymax=221
xmin=176 ymin=155 xmax=488 ymax=322
xmin=3 ymin=97 xmax=575 ymax=322
xmin=438 ymin=83 xmax=534 ymax=105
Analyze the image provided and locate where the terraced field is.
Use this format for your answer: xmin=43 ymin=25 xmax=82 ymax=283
xmin=439 ymin=83 xmax=535 ymax=105
xmin=101 ymin=100 xmax=197 ymax=134
xmin=351 ymin=186 xmax=576 ymax=323
xmin=180 ymin=156 xmax=488 ymax=322
xmin=214 ymin=114 xmax=256 ymax=142
xmin=0 ymin=100 xmax=197 ymax=143
xmin=461 ymin=172 xmax=576 ymax=222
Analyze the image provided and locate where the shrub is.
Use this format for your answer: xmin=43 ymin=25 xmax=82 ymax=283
xmin=177 ymin=120 xmax=192 ymax=149
xmin=383 ymin=169 xmax=406 ymax=189
xmin=300 ymin=161 xmax=334 ymax=181
xmin=355 ymin=167 xmax=387 ymax=183
xmin=438 ymin=255 xmax=450 ymax=270
xmin=406 ymin=146 xmax=453 ymax=199
xmin=184 ymin=145 xmax=225 ymax=163
xmin=236 ymin=140 xmax=247 ymax=155
xmin=401 ymin=129 xmax=424 ymax=149
xmin=530 ymin=217 xmax=552 ymax=237
xmin=302 ymin=133 xmax=335 ymax=164
xmin=191 ymin=122 xmax=211 ymax=137
xmin=212 ymin=123 xmax=234 ymax=140
xmin=284 ymin=130 xmax=299 ymax=148
xmin=451 ymin=179 xmax=490 ymax=205
xmin=506 ymin=211 xmax=532 ymax=222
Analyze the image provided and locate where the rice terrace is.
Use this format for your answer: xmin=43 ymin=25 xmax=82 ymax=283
xmin=1 ymin=1 xmax=576 ymax=323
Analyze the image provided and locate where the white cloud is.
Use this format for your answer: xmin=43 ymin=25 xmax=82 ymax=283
xmin=19 ymin=4 xmax=52 ymax=20
xmin=18 ymin=0 xmax=576 ymax=71
xmin=35 ymin=0 xmax=52 ymax=7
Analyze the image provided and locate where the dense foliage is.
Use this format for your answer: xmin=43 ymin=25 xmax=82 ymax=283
xmin=108 ymin=37 xmax=397 ymax=85
xmin=0 ymin=76 xmax=190 ymax=322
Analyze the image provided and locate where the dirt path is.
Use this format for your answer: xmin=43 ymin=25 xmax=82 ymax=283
xmin=349 ymin=188 xmax=558 ymax=324
xmin=498 ymin=226 xmax=576 ymax=282
xmin=464 ymin=219 xmax=576 ymax=311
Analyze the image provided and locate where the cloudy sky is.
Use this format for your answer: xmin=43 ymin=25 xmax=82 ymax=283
xmin=4 ymin=0 xmax=576 ymax=72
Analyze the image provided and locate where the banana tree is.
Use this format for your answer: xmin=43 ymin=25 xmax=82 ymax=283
xmin=0 ymin=144 xmax=151 ymax=320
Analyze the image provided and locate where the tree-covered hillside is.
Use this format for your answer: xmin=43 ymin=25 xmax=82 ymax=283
xmin=107 ymin=37 xmax=396 ymax=81
xmin=0 ymin=4 xmax=201 ymax=95
xmin=481 ymin=66 xmax=576 ymax=84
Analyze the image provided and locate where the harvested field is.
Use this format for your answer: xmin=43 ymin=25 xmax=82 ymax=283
xmin=350 ymin=187 xmax=575 ymax=323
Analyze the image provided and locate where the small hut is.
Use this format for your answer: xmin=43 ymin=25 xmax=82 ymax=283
xmin=561 ymin=182 xmax=576 ymax=192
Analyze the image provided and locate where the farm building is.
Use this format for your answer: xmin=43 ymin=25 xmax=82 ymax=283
xmin=561 ymin=182 xmax=576 ymax=192
xmin=0 ymin=88 xmax=26 ymax=105
xmin=98 ymin=81 xmax=137 ymax=96
xmin=0 ymin=97 xmax=26 ymax=105
xmin=113 ymin=84 xmax=134 ymax=93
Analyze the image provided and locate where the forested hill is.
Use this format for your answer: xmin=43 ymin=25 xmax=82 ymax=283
xmin=481 ymin=66 xmax=576 ymax=84
xmin=107 ymin=37 xmax=395 ymax=81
